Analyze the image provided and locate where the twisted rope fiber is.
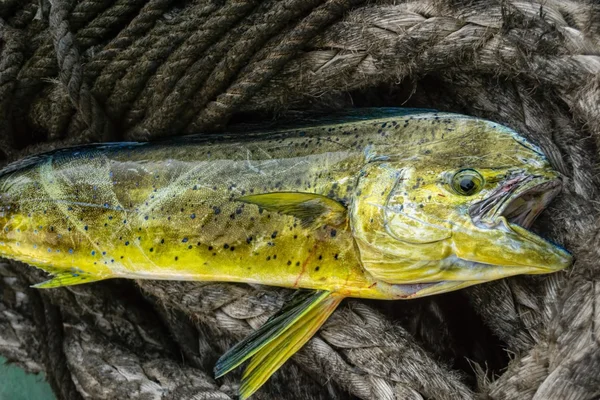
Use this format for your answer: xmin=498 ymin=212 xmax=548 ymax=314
xmin=246 ymin=2 xmax=600 ymax=139
xmin=127 ymin=0 xmax=330 ymax=138
xmin=11 ymin=0 xmax=149 ymax=142
xmin=0 ymin=17 xmax=24 ymax=159
xmin=49 ymin=0 xmax=115 ymax=142
xmin=120 ymin=0 xmax=272 ymax=136
xmin=85 ymin=1 xmax=222 ymax=132
xmin=191 ymin=0 xmax=365 ymax=132
xmin=0 ymin=0 xmax=599 ymax=399
xmin=111 ymin=0 xmax=263 ymax=133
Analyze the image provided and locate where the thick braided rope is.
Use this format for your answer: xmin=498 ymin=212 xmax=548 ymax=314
xmin=191 ymin=0 xmax=364 ymax=132
xmin=12 ymin=0 xmax=148 ymax=141
xmin=120 ymin=1 xmax=273 ymax=137
xmin=126 ymin=0 xmax=327 ymax=139
xmin=48 ymin=0 xmax=115 ymax=141
xmin=0 ymin=0 xmax=598 ymax=399
xmin=0 ymin=17 xmax=23 ymax=159
xmin=89 ymin=1 xmax=221 ymax=122
xmin=244 ymin=2 xmax=600 ymax=135
xmin=118 ymin=0 xmax=263 ymax=133
xmin=138 ymin=280 xmax=475 ymax=400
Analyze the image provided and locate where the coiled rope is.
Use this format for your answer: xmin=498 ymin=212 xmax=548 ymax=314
xmin=0 ymin=0 xmax=599 ymax=399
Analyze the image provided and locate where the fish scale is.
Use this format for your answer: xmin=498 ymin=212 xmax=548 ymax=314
xmin=0 ymin=108 xmax=571 ymax=398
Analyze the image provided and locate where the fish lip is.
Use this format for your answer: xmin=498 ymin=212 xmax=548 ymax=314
xmin=469 ymin=174 xmax=562 ymax=230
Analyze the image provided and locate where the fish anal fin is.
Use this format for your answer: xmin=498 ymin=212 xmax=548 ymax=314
xmin=32 ymin=270 xmax=107 ymax=289
xmin=214 ymin=291 xmax=344 ymax=398
xmin=238 ymin=192 xmax=347 ymax=228
xmin=239 ymin=293 xmax=343 ymax=399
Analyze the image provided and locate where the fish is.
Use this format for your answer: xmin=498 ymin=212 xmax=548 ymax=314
xmin=0 ymin=108 xmax=571 ymax=398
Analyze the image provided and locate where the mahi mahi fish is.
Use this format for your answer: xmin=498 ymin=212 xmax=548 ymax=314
xmin=0 ymin=108 xmax=571 ymax=398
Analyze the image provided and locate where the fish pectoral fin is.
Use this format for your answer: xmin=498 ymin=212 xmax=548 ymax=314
xmin=238 ymin=192 xmax=347 ymax=228
xmin=32 ymin=270 xmax=107 ymax=288
xmin=214 ymin=290 xmax=344 ymax=399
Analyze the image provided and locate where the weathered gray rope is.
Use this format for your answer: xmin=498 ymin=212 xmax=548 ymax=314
xmin=0 ymin=0 xmax=598 ymax=399
xmin=137 ymin=280 xmax=475 ymax=400
xmin=48 ymin=0 xmax=114 ymax=141
xmin=244 ymin=2 xmax=600 ymax=136
xmin=0 ymin=17 xmax=23 ymax=159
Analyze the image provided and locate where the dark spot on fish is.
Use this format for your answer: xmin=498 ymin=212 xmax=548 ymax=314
xmin=213 ymin=207 xmax=221 ymax=215
xmin=149 ymin=248 xmax=153 ymax=252
xmin=266 ymin=256 xmax=271 ymax=261
xmin=334 ymin=254 xmax=339 ymax=260
xmin=125 ymin=241 xmax=129 ymax=246
xmin=331 ymin=229 xmax=337 ymax=237
xmin=271 ymin=231 xmax=278 ymax=239
xmin=315 ymin=266 xmax=320 ymax=271
xmin=188 ymin=245 xmax=193 ymax=249
xmin=287 ymin=260 xmax=292 ymax=266
xmin=182 ymin=238 xmax=188 ymax=243
xmin=175 ymin=256 xmax=178 ymax=261
xmin=208 ymin=246 xmax=213 ymax=251
xmin=230 ymin=246 xmax=235 ymax=251
xmin=223 ymin=244 xmax=229 ymax=249
xmin=296 ymin=261 xmax=300 ymax=266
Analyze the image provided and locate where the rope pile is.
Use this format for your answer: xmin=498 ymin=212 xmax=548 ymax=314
xmin=1 ymin=0 xmax=599 ymax=399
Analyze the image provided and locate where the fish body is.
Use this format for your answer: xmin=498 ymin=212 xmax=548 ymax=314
xmin=0 ymin=108 xmax=571 ymax=397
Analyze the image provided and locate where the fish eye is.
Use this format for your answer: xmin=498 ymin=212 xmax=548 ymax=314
xmin=451 ymin=169 xmax=484 ymax=196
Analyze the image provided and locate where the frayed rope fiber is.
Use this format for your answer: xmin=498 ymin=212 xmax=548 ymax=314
xmin=1 ymin=0 xmax=599 ymax=399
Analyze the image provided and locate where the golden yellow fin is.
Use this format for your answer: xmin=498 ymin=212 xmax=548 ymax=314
xmin=214 ymin=290 xmax=344 ymax=398
xmin=238 ymin=192 xmax=346 ymax=228
xmin=32 ymin=270 xmax=107 ymax=288
xmin=238 ymin=292 xmax=343 ymax=399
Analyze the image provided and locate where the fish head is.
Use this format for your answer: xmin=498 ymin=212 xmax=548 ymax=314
xmin=350 ymin=116 xmax=572 ymax=288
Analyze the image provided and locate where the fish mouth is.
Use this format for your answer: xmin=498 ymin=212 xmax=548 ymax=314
xmin=498 ymin=179 xmax=561 ymax=229
xmin=469 ymin=174 xmax=562 ymax=230
xmin=464 ymin=173 xmax=571 ymax=274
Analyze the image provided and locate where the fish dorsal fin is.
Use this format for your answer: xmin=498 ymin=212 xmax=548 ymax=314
xmin=214 ymin=290 xmax=344 ymax=399
xmin=238 ymin=192 xmax=347 ymax=228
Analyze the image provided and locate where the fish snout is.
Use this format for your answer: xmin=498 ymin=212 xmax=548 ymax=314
xmin=504 ymin=221 xmax=573 ymax=273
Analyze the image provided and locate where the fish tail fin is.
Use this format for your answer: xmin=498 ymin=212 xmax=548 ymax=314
xmin=32 ymin=269 xmax=108 ymax=288
xmin=214 ymin=290 xmax=344 ymax=399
